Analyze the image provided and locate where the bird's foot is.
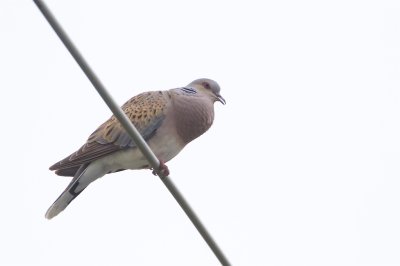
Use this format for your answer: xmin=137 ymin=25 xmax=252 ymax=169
xmin=152 ymin=160 xmax=170 ymax=178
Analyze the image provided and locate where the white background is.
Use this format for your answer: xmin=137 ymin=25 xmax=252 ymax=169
xmin=1 ymin=0 xmax=400 ymax=265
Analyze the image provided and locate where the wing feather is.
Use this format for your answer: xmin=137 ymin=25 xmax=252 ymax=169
xmin=50 ymin=91 xmax=168 ymax=173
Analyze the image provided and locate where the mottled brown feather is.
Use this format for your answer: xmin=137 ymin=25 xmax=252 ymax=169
xmin=50 ymin=91 xmax=169 ymax=173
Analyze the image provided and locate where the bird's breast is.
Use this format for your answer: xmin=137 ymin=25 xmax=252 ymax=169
xmin=173 ymin=96 xmax=215 ymax=144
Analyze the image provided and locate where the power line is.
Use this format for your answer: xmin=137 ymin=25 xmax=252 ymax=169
xmin=32 ymin=1 xmax=231 ymax=265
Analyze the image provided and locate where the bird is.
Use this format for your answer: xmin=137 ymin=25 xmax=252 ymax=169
xmin=45 ymin=78 xmax=225 ymax=219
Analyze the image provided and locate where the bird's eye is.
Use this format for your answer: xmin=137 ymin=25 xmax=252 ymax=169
xmin=202 ymin=82 xmax=211 ymax=89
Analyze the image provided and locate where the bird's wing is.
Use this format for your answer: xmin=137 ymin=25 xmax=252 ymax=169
xmin=50 ymin=91 xmax=169 ymax=172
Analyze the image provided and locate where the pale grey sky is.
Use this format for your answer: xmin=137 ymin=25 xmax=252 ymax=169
xmin=1 ymin=0 xmax=400 ymax=265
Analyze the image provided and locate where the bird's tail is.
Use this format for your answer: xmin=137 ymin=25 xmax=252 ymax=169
xmin=45 ymin=163 xmax=98 ymax=219
xmin=45 ymin=179 xmax=84 ymax=219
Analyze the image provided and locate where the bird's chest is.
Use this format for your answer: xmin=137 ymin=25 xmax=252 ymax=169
xmin=174 ymin=98 xmax=214 ymax=144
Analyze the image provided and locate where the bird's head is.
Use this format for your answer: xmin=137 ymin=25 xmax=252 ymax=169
xmin=187 ymin=78 xmax=226 ymax=105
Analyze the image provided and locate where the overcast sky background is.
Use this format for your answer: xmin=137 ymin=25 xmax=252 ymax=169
xmin=1 ymin=0 xmax=400 ymax=265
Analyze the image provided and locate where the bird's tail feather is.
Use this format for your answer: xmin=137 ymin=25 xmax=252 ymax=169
xmin=45 ymin=182 xmax=84 ymax=219
xmin=45 ymin=164 xmax=91 ymax=219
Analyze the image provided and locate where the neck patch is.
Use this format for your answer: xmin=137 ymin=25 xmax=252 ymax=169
xmin=180 ymin=87 xmax=197 ymax=94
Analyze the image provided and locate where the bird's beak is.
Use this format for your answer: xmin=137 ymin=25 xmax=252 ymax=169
xmin=216 ymin=94 xmax=226 ymax=105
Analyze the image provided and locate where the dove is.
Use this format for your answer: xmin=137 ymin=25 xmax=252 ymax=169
xmin=45 ymin=78 xmax=225 ymax=219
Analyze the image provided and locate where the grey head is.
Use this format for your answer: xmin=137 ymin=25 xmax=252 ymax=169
xmin=186 ymin=78 xmax=226 ymax=105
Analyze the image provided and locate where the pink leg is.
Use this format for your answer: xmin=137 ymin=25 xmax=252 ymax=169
xmin=152 ymin=160 xmax=170 ymax=178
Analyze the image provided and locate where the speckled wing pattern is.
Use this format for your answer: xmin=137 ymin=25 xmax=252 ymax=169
xmin=50 ymin=91 xmax=168 ymax=176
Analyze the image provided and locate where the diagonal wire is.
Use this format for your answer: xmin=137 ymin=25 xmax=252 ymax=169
xmin=32 ymin=1 xmax=231 ymax=265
